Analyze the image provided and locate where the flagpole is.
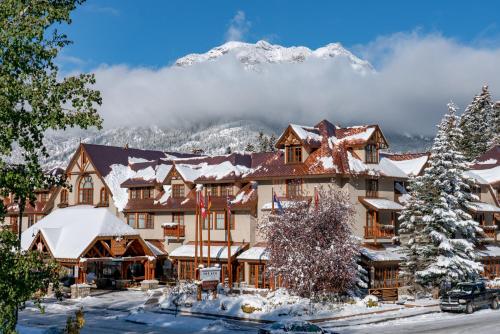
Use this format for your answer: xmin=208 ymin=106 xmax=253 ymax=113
xmin=199 ymin=189 xmax=204 ymax=267
xmin=207 ymin=195 xmax=211 ymax=267
xmin=227 ymin=196 xmax=232 ymax=288
xmin=194 ymin=190 xmax=199 ymax=275
xmin=271 ymin=187 xmax=275 ymax=214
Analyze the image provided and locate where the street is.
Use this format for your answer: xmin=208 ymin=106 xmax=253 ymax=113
xmin=17 ymin=290 xmax=500 ymax=334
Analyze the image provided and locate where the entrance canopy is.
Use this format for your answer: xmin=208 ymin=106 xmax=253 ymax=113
xmin=21 ymin=206 xmax=149 ymax=261
xmin=359 ymin=197 xmax=403 ymax=211
xmin=169 ymin=243 xmax=246 ymax=261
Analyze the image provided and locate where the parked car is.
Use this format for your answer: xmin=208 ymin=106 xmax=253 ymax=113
xmin=440 ymin=281 xmax=500 ymax=314
xmin=258 ymin=321 xmax=333 ymax=334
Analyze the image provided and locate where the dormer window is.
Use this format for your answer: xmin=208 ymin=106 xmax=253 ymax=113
xmin=172 ymin=184 xmax=184 ymax=198
xmin=365 ymin=144 xmax=378 ymax=163
xmin=286 ymin=145 xmax=302 ymax=163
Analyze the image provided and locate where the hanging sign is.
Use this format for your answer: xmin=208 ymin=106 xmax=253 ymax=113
xmin=199 ymin=267 xmax=221 ymax=282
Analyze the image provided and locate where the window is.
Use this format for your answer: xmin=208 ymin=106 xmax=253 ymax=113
xmin=365 ymin=144 xmax=378 ymax=163
xmin=366 ymin=179 xmax=378 ymax=197
xmin=215 ymin=212 xmax=225 ymax=230
xmin=172 ymin=184 xmax=184 ymax=198
xmin=143 ymin=188 xmax=152 ymax=199
xmin=127 ymin=214 xmax=135 ymax=227
xmin=128 ymin=213 xmax=154 ymax=229
xmin=209 ymin=185 xmax=219 ymax=197
xmin=130 ymin=188 xmax=139 ymax=199
xmin=40 ymin=192 xmax=49 ymax=203
xmin=100 ymin=187 xmax=109 ymax=205
xmin=286 ymin=145 xmax=302 ymax=163
xmin=220 ymin=185 xmax=233 ymax=197
xmin=394 ymin=181 xmax=408 ymax=195
xmin=286 ymin=179 xmax=302 ymax=198
xmin=137 ymin=213 xmax=146 ymax=229
xmin=28 ymin=214 xmax=35 ymax=228
xmin=10 ymin=216 xmax=18 ymax=233
xmin=79 ymin=175 xmax=94 ymax=204
xmin=60 ymin=189 xmax=68 ymax=204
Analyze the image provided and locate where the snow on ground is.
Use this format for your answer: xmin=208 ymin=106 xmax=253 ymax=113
xmin=160 ymin=286 xmax=405 ymax=321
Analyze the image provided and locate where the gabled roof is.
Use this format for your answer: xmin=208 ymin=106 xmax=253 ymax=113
xmin=467 ymin=145 xmax=500 ymax=186
xmin=21 ymin=206 xmax=139 ymax=260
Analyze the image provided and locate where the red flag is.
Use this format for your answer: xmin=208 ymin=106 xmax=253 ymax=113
xmin=314 ymin=187 xmax=319 ymax=211
xmin=199 ymin=191 xmax=207 ymax=219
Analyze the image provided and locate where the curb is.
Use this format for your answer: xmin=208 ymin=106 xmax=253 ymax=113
xmin=320 ymin=308 xmax=440 ymax=327
xmin=157 ymin=304 xmax=440 ymax=325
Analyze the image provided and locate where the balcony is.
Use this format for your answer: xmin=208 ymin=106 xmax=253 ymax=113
xmin=481 ymin=224 xmax=497 ymax=240
xmin=364 ymin=223 xmax=395 ymax=240
xmin=164 ymin=224 xmax=185 ymax=240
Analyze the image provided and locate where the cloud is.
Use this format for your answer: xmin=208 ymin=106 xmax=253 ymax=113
xmin=84 ymin=4 xmax=119 ymax=16
xmin=225 ymin=10 xmax=251 ymax=42
xmin=90 ymin=32 xmax=500 ymax=136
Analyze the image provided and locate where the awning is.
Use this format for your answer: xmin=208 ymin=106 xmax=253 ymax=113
xmin=169 ymin=244 xmax=246 ymax=261
xmin=237 ymin=247 xmax=269 ymax=262
xmin=359 ymin=197 xmax=404 ymax=211
xmin=360 ymin=245 xmax=405 ymax=262
xmin=466 ymin=202 xmax=500 ymax=213
xmin=261 ymin=200 xmax=308 ymax=211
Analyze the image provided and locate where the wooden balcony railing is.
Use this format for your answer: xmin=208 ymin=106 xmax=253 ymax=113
xmin=164 ymin=224 xmax=185 ymax=239
xmin=481 ymin=224 xmax=497 ymax=240
xmin=364 ymin=223 xmax=394 ymax=239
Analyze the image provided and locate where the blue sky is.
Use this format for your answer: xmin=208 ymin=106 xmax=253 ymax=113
xmin=62 ymin=0 xmax=500 ymax=70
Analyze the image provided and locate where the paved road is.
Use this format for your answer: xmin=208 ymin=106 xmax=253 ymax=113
xmin=326 ymin=308 xmax=500 ymax=334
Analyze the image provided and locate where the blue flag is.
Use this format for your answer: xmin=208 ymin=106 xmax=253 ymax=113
xmin=273 ymin=192 xmax=284 ymax=213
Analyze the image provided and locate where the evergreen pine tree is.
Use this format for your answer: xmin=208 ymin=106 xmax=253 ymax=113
xmin=398 ymin=175 xmax=429 ymax=291
xmin=458 ymin=86 xmax=493 ymax=161
xmin=488 ymin=102 xmax=500 ymax=147
xmin=401 ymin=103 xmax=482 ymax=290
xmin=245 ymin=143 xmax=255 ymax=152
xmin=268 ymin=134 xmax=278 ymax=152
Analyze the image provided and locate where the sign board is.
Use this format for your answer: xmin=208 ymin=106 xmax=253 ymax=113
xmin=73 ymin=265 xmax=79 ymax=278
xmin=199 ymin=267 xmax=221 ymax=282
xmin=201 ymin=280 xmax=219 ymax=291
xmin=111 ymin=239 xmax=126 ymax=256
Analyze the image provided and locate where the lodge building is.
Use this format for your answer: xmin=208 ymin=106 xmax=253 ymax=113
xmin=2 ymin=120 xmax=499 ymax=294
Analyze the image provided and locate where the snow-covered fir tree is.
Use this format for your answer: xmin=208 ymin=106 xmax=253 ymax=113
xmin=400 ymin=103 xmax=483 ymax=290
xmin=257 ymin=187 xmax=359 ymax=299
xmin=489 ymin=101 xmax=500 ymax=147
xmin=458 ymin=86 xmax=494 ymax=161
xmin=398 ymin=175 xmax=430 ymax=291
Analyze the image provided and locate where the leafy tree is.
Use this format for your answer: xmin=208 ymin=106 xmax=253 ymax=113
xmin=257 ymin=187 xmax=358 ymax=299
xmin=400 ymin=103 xmax=482 ymax=291
xmin=0 ymin=230 xmax=61 ymax=332
xmin=0 ymin=0 xmax=102 ymax=331
xmin=458 ymin=86 xmax=493 ymax=161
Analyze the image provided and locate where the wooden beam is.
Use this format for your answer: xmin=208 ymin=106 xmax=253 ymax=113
xmin=100 ymin=240 xmax=113 ymax=257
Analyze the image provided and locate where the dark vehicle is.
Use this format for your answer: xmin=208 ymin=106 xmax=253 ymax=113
xmin=440 ymin=281 xmax=500 ymax=314
xmin=258 ymin=321 xmax=333 ymax=334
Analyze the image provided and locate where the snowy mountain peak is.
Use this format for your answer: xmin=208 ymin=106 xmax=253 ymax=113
xmin=174 ymin=40 xmax=373 ymax=73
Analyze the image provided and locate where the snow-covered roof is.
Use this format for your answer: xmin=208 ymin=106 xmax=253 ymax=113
xmin=237 ymin=246 xmax=269 ymax=261
xmin=21 ymin=206 xmax=138 ymax=260
xmin=466 ymin=202 xmax=500 ymax=213
xmin=360 ymin=198 xmax=404 ymax=211
xmin=145 ymin=241 xmax=167 ymax=257
xmin=467 ymin=166 xmax=500 ymax=185
xmin=360 ymin=245 xmax=405 ymax=262
xmin=169 ymin=244 xmax=243 ymax=260
xmin=387 ymin=155 xmax=428 ymax=176
xmin=290 ymin=124 xmax=322 ymax=143
xmin=478 ymin=244 xmax=500 ymax=258
xmin=175 ymin=161 xmax=252 ymax=183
